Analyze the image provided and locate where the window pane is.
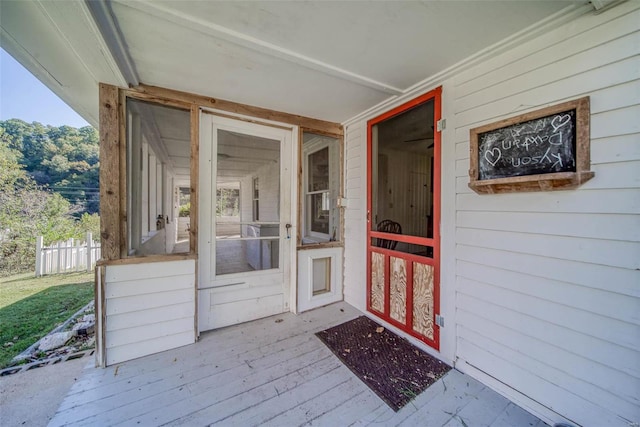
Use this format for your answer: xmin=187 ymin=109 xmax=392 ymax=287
xmin=308 ymin=147 xmax=329 ymax=192
xmin=309 ymin=192 xmax=330 ymax=234
xmin=302 ymin=132 xmax=341 ymax=243
xmin=371 ymin=100 xmax=435 ymax=239
xmin=312 ymin=257 xmax=331 ymax=295
xmin=126 ymin=98 xmax=191 ymax=256
xmin=252 ymin=178 xmax=259 ymax=221
xmin=216 ymin=238 xmax=279 ymax=275
xmin=217 ymin=186 xmax=239 ymax=217
xmin=215 ymin=129 xmax=280 ymax=275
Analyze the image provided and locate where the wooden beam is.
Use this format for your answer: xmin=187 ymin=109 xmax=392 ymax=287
xmin=130 ymin=84 xmax=343 ymax=136
xmin=99 ymin=83 xmax=121 ymax=260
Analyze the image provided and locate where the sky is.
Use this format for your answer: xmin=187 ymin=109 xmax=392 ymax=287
xmin=0 ymin=48 xmax=90 ymax=128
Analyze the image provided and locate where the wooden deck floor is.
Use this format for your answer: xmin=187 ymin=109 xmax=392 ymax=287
xmin=49 ymin=302 xmax=547 ymax=427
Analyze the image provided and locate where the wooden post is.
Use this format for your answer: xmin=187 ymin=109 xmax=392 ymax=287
xmin=35 ymin=236 xmax=43 ymax=277
xmin=87 ymin=232 xmax=93 ymax=273
xmin=99 ymin=83 xmax=121 ymax=260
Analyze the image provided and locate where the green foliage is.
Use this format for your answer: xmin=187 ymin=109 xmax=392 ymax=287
xmin=0 ymin=119 xmax=99 ymax=214
xmin=179 ymin=202 xmax=191 ymax=217
xmin=0 ymin=272 xmax=94 ymax=368
xmin=0 ymin=136 xmax=100 ymax=276
xmin=216 ymin=188 xmax=240 ymax=216
xmin=76 ymin=212 xmax=101 ymax=238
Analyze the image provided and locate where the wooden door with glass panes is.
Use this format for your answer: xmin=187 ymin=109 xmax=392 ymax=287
xmin=198 ymin=114 xmax=293 ymax=332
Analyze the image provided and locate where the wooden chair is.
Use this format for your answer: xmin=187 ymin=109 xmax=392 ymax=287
xmin=376 ymin=219 xmax=402 ymax=250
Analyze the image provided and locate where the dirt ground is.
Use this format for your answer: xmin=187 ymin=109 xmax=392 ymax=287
xmin=0 ymin=357 xmax=88 ymax=426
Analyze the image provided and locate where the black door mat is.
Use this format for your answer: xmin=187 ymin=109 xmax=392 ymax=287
xmin=316 ymin=316 xmax=451 ymax=411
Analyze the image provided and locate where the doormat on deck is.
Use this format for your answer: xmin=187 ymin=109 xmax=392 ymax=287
xmin=316 ymin=316 xmax=451 ymax=411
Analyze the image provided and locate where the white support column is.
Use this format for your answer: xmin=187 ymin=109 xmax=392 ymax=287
xmin=149 ymin=152 xmax=158 ymax=232
xmin=86 ymin=232 xmax=93 ymax=273
xmin=142 ymin=141 xmax=150 ymax=235
xmin=76 ymin=239 xmax=82 ymax=272
xmin=67 ymin=238 xmax=74 ymax=272
xmin=56 ymin=242 xmax=62 ymax=274
xmin=35 ymin=236 xmax=43 ymax=277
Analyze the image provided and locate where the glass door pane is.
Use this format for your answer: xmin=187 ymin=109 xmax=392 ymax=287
xmin=371 ymin=99 xmax=435 ymax=256
xmin=215 ymin=129 xmax=280 ymax=275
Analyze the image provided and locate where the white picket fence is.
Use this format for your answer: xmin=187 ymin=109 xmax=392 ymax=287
xmin=35 ymin=233 xmax=101 ymax=277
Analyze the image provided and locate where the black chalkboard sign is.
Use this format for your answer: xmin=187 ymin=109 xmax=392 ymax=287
xmin=477 ymin=110 xmax=576 ymax=180
xmin=468 ymin=97 xmax=593 ymax=194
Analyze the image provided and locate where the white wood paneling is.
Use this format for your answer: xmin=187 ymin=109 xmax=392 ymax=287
xmin=457 ymin=211 xmax=640 ymax=242
xmin=343 ymin=122 xmax=367 ymax=312
xmin=104 ymin=259 xmax=196 ymax=366
xmin=456 ymin=227 xmax=639 ymax=269
xmin=449 ymin=3 xmax=640 ymax=425
xmin=342 ymin=2 xmax=640 ymax=426
xmin=297 ymin=247 xmax=344 ymax=312
xmin=457 ymin=276 xmax=639 ymax=360
xmin=457 ymin=244 xmax=639 ymax=299
xmin=457 ymin=261 xmax=639 ymax=327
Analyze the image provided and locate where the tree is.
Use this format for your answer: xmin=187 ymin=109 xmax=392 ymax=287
xmin=0 ymin=119 xmax=100 ymax=215
xmin=0 ymin=136 xmax=99 ymax=275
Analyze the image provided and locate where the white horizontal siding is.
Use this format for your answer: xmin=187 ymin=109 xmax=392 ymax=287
xmin=456 ymin=227 xmax=639 ymax=269
xmin=453 ymin=59 xmax=640 ymax=144
xmin=457 ymin=260 xmax=639 ymax=328
xmin=104 ymin=259 xmax=196 ymax=366
xmin=343 ymin=121 xmax=367 ymax=312
xmin=341 ymin=2 xmax=640 ymax=425
xmin=451 ymin=2 xmax=640 ymax=426
xmin=457 ymin=188 xmax=640 ymax=214
xmin=457 ymin=244 xmax=639 ymax=300
xmin=457 ymin=276 xmax=639 ymax=370
xmin=457 ymin=211 xmax=640 ymax=242
xmin=456 ymin=335 xmax=627 ymax=426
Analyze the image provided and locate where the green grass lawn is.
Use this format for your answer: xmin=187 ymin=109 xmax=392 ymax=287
xmin=0 ymin=272 xmax=94 ymax=368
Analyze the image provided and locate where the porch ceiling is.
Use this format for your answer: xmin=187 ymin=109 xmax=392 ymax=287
xmin=0 ymin=0 xmax=585 ymax=127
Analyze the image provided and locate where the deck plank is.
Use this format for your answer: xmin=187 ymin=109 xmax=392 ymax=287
xmin=490 ymin=402 xmax=547 ymax=427
xmin=442 ymin=385 xmax=511 ymax=427
xmin=139 ymin=352 xmax=341 ymax=426
xmin=211 ymin=364 xmax=351 ymax=426
xmin=49 ymin=302 xmax=547 ymax=427
xmin=262 ymin=376 xmax=364 ymax=426
xmin=306 ymin=385 xmax=385 ymax=426
xmin=367 ymin=363 xmax=486 ymax=426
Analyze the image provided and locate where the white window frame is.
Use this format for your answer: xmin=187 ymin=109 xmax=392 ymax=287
xmin=303 ymin=140 xmax=332 ymax=242
xmin=252 ymin=177 xmax=259 ymax=221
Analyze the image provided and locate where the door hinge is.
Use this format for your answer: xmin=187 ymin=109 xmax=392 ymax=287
xmin=436 ymin=118 xmax=446 ymax=132
xmin=435 ymin=314 xmax=445 ymax=328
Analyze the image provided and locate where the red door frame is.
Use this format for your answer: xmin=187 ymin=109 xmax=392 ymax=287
xmin=366 ymin=87 xmax=442 ymax=350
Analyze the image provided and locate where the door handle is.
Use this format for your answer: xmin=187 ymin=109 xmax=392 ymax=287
xmin=285 ymin=223 xmax=292 ymax=239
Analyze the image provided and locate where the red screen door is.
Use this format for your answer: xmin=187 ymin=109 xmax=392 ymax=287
xmin=366 ymin=87 xmax=442 ymax=350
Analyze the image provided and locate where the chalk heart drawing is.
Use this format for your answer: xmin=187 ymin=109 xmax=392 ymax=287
xmin=484 ymin=148 xmax=502 ymax=166
xmin=551 ymin=114 xmax=571 ymax=131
